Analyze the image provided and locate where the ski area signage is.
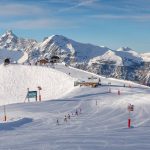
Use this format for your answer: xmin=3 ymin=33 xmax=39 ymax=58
xmin=27 ymin=91 xmax=37 ymax=98
xmin=26 ymin=90 xmax=37 ymax=102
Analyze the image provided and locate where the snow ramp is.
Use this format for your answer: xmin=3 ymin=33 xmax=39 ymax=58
xmin=0 ymin=65 xmax=74 ymax=105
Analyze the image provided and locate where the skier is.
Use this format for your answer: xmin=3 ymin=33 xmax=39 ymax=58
xmin=96 ymin=100 xmax=98 ymax=106
xmin=75 ymin=109 xmax=78 ymax=116
xmin=68 ymin=114 xmax=70 ymax=119
xmin=64 ymin=116 xmax=67 ymax=122
xmin=56 ymin=119 xmax=59 ymax=125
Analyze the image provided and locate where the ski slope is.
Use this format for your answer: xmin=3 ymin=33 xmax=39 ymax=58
xmin=0 ymin=63 xmax=150 ymax=150
xmin=0 ymin=64 xmax=74 ymax=105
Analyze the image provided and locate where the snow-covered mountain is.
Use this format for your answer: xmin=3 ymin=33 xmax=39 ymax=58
xmin=87 ymin=47 xmax=149 ymax=85
xmin=0 ymin=30 xmax=150 ymax=86
xmin=88 ymin=47 xmax=143 ymax=67
xmin=116 ymin=47 xmax=143 ymax=66
xmin=141 ymin=53 xmax=150 ymax=62
xmin=0 ymin=30 xmax=36 ymax=63
xmin=0 ymin=30 xmax=37 ymax=51
xmin=88 ymin=50 xmax=123 ymax=66
xmin=28 ymin=34 xmax=111 ymax=63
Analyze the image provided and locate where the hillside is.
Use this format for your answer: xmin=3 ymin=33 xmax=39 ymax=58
xmin=0 ymin=64 xmax=74 ymax=105
xmin=0 ymin=49 xmax=24 ymax=64
xmin=0 ymin=63 xmax=150 ymax=150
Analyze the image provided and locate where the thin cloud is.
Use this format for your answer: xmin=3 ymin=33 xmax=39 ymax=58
xmin=59 ymin=0 xmax=98 ymax=12
xmin=91 ymin=14 xmax=150 ymax=21
xmin=0 ymin=19 xmax=78 ymax=29
xmin=0 ymin=4 xmax=46 ymax=17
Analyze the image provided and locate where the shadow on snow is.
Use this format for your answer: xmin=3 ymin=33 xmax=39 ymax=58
xmin=0 ymin=118 xmax=33 ymax=131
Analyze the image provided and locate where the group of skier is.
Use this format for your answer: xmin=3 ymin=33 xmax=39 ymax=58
xmin=56 ymin=107 xmax=82 ymax=125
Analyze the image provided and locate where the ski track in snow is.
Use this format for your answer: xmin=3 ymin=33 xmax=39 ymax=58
xmin=0 ymin=63 xmax=150 ymax=150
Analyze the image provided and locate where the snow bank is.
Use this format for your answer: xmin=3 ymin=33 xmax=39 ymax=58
xmin=0 ymin=118 xmax=33 ymax=130
xmin=0 ymin=65 xmax=74 ymax=105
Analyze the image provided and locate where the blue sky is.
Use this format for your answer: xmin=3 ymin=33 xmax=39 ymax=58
xmin=0 ymin=0 xmax=150 ymax=52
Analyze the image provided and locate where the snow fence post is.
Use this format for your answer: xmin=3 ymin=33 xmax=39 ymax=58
xmin=118 ymin=89 xmax=120 ymax=95
xmin=128 ymin=118 xmax=131 ymax=128
xmin=4 ymin=105 xmax=7 ymax=121
xmin=27 ymin=88 xmax=29 ymax=102
xmin=37 ymin=86 xmax=42 ymax=102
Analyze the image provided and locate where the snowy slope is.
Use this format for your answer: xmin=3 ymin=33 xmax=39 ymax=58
xmin=0 ymin=63 xmax=150 ymax=150
xmin=141 ymin=53 xmax=150 ymax=62
xmin=88 ymin=47 xmax=143 ymax=67
xmin=116 ymin=47 xmax=143 ymax=65
xmin=0 ymin=64 xmax=74 ymax=105
xmin=88 ymin=50 xmax=123 ymax=66
xmin=143 ymin=71 xmax=150 ymax=83
xmin=0 ymin=49 xmax=24 ymax=64
xmin=17 ymin=51 xmax=28 ymax=63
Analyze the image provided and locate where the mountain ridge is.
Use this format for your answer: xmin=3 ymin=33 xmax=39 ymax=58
xmin=0 ymin=30 xmax=150 ymax=86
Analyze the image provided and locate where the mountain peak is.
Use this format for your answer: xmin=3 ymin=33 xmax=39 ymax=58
xmin=6 ymin=29 xmax=13 ymax=35
xmin=1 ymin=29 xmax=17 ymax=39
xmin=0 ymin=30 xmax=36 ymax=51
xmin=42 ymin=34 xmax=69 ymax=43
xmin=117 ymin=47 xmax=133 ymax=52
xmin=50 ymin=34 xmax=69 ymax=42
